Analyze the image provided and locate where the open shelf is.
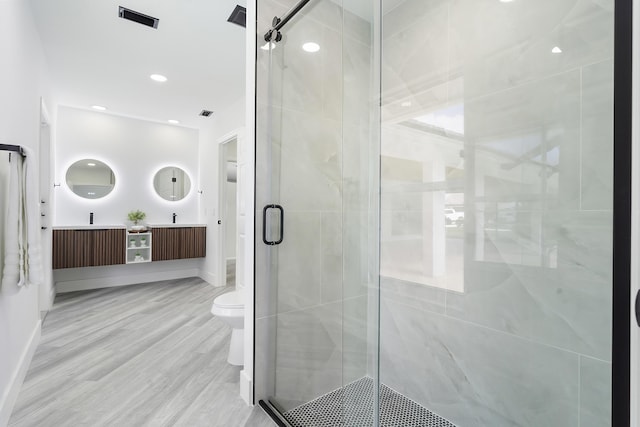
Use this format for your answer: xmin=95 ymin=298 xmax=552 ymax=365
xmin=126 ymin=231 xmax=152 ymax=264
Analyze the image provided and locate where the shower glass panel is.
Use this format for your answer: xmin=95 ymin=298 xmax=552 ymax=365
xmin=380 ymin=0 xmax=614 ymax=426
xmin=255 ymin=0 xmax=378 ymax=425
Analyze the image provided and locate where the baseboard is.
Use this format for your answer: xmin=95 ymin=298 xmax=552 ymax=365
xmin=0 ymin=320 xmax=41 ymax=426
xmin=240 ymin=369 xmax=253 ymax=405
xmin=56 ymin=268 xmax=201 ymax=293
xmin=47 ymin=284 xmax=56 ymax=309
xmin=198 ymin=270 xmax=218 ymax=287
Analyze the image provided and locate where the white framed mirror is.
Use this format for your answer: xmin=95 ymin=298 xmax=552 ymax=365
xmin=65 ymin=158 xmax=115 ymax=199
xmin=153 ymin=166 xmax=191 ymax=201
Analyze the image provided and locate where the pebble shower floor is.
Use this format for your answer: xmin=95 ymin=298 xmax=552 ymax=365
xmin=282 ymin=377 xmax=456 ymax=427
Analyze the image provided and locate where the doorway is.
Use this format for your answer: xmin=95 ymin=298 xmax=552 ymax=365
xmin=218 ymin=135 xmax=238 ymax=288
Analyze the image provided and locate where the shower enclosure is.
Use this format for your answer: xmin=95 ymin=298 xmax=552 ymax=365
xmin=254 ymin=0 xmax=631 ymax=425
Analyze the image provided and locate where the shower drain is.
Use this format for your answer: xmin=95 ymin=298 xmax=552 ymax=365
xmin=282 ymin=377 xmax=456 ymax=427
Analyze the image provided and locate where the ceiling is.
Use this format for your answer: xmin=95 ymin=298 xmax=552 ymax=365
xmin=30 ymin=0 xmax=247 ymax=130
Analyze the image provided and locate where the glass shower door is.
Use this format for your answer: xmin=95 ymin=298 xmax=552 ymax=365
xmin=254 ymin=0 xmax=378 ymax=425
xmin=379 ymin=0 xmax=617 ymax=425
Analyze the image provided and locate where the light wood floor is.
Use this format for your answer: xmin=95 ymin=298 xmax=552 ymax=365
xmin=9 ymin=277 xmax=274 ymax=427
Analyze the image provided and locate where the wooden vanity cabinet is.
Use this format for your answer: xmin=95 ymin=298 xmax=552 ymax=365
xmin=53 ymin=226 xmax=206 ymax=269
xmin=53 ymin=229 xmax=126 ymax=269
xmin=152 ymin=227 xmax=206 ymax=261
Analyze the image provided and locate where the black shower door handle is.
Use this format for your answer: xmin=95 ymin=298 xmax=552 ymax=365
xmin=262 ymin=204 xmax=284 ymax=245
xmin=635 ymin=289 xmax=640 ymax=327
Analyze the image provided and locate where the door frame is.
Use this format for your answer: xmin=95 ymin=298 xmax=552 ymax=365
xmin=38 ymin=97 xmax=54 ymax=314
xmin=217 ymin=130 xmax=241 ymax=288
xmin=630 ymin=0 xmax=639 ymax=423
xmin=614 ymin=0 xmax=633 ymax=425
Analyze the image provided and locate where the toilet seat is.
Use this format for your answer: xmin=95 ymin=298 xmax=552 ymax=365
xmin=213 ymin=290 xmax=244 ymax=308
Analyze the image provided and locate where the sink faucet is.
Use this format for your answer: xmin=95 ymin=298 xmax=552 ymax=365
xmin=172 ymin=213 xmax=177 ymax=224
xmin=90 ymin=212 xmax=94 ymax=225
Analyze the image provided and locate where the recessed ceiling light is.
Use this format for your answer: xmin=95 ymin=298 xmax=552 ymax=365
xmin=551 ymin=46 xmax=562 ymax=54
xmin=302 ymin=42 xmax=320 ymax=53
xmin=499 ymin=0 xmax=515 ymax=3
xmin=150 ymin=74 xmax=168 ymax=82
xmin=260 ymin=42 xmax=276 ymax=51
xmin=87 ymin=162 xmax=96 ymax=166
xmin=401 ymin=101 xmax=412 ymax=107
xmin=168 ymin=119 xmax=180 ymax=124
xmin=91 ymin=105 xmax=107 ymax=111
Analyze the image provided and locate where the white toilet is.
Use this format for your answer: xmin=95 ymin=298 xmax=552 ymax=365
xmin=211 ymin=288 xmax=245 ymax=366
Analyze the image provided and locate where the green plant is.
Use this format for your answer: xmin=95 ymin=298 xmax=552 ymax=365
xmin=127 ymin=210 xmax=146 ymax=225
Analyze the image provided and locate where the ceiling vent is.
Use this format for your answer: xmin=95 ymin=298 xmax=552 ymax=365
xmin=118 ymin=6 xmax=159 ymax=29
xmin=227 ymin=5 xmax=246 ymax=28
xmin=200 ymin=110 xmax=214 ymax=117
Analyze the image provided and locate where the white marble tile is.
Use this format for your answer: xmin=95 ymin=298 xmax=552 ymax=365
xmin=321 ymin=211 xmax=343 ymax=303
xmin=380 ymin=298 xmax=580 ymax=426
xmin=274 ymin=302 xmax=344 ymax=410
xmin=342 ymin=296 xmax=370 ymax=384
xmin=344 ymin=8 xmax=372 ymax=46
xmin=449 ymin=0 xmax=614 ymax=100
xmin=382 ymin=4 xmax=449 ymax=104
xmin=343 ymin=210 xmax=370 ymax=299
xmin=276 ymin=211 xmax=323 ymax=312
xmin=579 ymin=356 xmax=611 ymax=427
xmin=344 ymin=36 xmax=373 ymax=126
xmin=381 ymin=276 xmax=446 ymax=314
xmin=446 ymin=260 xmax=612 ymax=361
xmin=580 ymin=60 xmax=613 ymax=211
xmin=382 ymin=0 xmax=448 ymax=40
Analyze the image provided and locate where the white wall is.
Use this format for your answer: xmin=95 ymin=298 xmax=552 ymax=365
xmin=54 ymin=106 xmax=200 ymax=226
xmin=0 ymin=0 xmax=53 ymax=424
xmin=198 ymin=97 xmax=245 ymax=286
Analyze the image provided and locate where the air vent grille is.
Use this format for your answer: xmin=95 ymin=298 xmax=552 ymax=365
xmin=200 ymin=110 xmax=214 ymax=117
xmin=118 ymin=6 xmax=159 ymax=29
xmin=227 ymin=5 xmax=246 ymax=28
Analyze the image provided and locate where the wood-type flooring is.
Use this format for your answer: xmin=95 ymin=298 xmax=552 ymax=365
xmin=8 ymin=277 xmax=274 ymax=427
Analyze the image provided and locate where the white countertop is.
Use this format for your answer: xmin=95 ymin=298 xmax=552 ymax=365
xmin=53 ymin=224 xmax=206 ymax=230
xmin=53 ymin=225 xmax=126 ymax=230
xmin=148 ymin=224 xmax=206 ymax=228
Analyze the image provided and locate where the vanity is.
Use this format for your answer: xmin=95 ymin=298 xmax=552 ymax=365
xmin=52 ymin=225 xmax=206 ymax=269
xmin=54 ymin=157 xmax=206 ymax=270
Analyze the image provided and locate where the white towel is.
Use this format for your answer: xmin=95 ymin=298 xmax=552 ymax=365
xmin=1 ymin=147 xmax=42 ymax=288
xmin=2 ymin=152 xmax=24 ymax=287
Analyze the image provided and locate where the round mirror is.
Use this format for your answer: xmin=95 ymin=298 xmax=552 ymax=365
xmin=65 ymin=159 xmax=115 ymax=199
xmin=153 ymin=166 xmax=191 ymax=201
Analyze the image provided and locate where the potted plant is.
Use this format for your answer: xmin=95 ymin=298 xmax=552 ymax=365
xmin=140 ymin=237 xmax=147 ymax=247
xmin=128 ymin=210 xmax=146 ymax=231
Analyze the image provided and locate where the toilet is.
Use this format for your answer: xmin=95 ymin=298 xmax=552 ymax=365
xmin=211 ymin=288 xmax=245 ymax=366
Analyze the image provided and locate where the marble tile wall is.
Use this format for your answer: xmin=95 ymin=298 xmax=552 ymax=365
xmin=380 ymin=0 xmax=614 ymax=426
